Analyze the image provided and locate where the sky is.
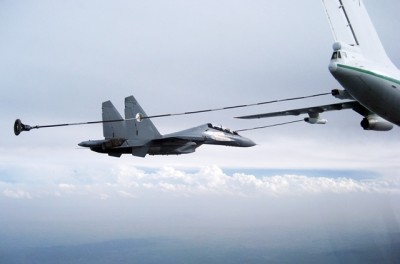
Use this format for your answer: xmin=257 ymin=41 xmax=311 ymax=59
xmin=1 ymin=0 xmax=400 ymax=263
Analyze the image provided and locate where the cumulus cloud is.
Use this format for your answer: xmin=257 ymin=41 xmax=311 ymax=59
xmin=2 ymin=165 xmax=399 ymax=200
xmin=1 ymin=165 xmax=399 ymax=254
xmin=109 ymin=165 xmax=400 ymax=196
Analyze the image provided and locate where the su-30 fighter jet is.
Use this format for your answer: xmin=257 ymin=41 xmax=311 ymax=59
xmin=237 ymin=0 xmax=400 ymax=131
xmin=79 ymin=96 xmax=255 ymax=157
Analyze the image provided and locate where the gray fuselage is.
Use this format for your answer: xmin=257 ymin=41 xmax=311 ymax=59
xmin=329 ymin=51 xmax=400 ymax=126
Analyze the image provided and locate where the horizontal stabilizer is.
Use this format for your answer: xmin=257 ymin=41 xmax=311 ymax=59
xmin=132 ymin=145 xmax=150 ymax=157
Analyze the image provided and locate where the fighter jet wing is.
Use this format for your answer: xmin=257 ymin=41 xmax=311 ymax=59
xmin=149 ymin=136 xmax=205 ymax=155
xmin=152 ymin=136 xmax=205 ymax=144
xmin=150 ymin=133 xmax=205 ymax=148
xmin=236 ymin=101 xmax=369 ymax=119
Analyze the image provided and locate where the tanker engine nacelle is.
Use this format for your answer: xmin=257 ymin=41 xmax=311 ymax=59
xmin=360 ymin=116 xmax=393 ymax=131
xmin=304 ymin=117 xmax=327 ymax=125
xmin=331 ymin=89 xmax=354 ymax=100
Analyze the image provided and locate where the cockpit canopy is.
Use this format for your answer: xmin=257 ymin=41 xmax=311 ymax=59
xmin=331 ymin=51 xmax=347 ymax=60
xmin=207 ymin=123 xmax=239 ymax=135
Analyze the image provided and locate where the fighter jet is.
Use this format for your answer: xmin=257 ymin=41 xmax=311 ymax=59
xmin=65 ymin=96 xmax=254 ymax=157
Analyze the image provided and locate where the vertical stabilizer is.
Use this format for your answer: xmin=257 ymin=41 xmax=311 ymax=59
xmin=321 ymin=0 xmax=395 ymax=68
xmin=124 ymin=96 xmax=162 ymax=140
xmin=102 ymin=101 xmax=126 ymax=139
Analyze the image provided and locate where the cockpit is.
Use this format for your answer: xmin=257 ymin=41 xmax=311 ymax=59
xmin=207 ymin=123 xmax=239 ymax=135
xmin=331 ymin=51 xmax=347 ymax=60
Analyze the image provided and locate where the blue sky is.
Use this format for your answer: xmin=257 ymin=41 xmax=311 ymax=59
xmin=1 ymin=0 xmax=400 ymax=262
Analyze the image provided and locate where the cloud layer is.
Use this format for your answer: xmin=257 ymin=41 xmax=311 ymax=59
xmin=2 ymin=164 xmax=400 ymax=201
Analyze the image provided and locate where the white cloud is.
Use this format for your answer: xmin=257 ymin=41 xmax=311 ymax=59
xmin=118 ymin=190 xmax=136 ymax=199
xmin=58 ymin=183 xmax=76 ymax=190
xmin=2 ymin=165 xmax=399 ymax=200
xmin=3 ymin=189 xmax=32 ymax=199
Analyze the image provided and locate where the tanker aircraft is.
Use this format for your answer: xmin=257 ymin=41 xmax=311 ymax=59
xmin=237 ymin=0 xmax=400 ymax=131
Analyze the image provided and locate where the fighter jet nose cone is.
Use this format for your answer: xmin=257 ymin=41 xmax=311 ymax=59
xmin=244 ymin=138 xmax=256 ymax=147
xmin=78 ymin=141 xmax=88 ymax=147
